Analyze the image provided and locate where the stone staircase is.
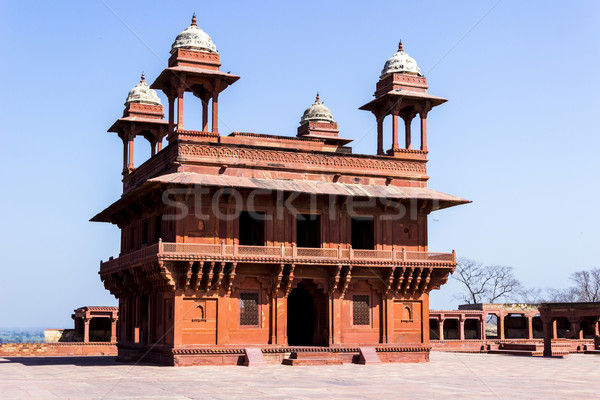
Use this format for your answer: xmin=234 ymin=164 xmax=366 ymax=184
xmin=282 ymin=351 xmax=344 ymax=366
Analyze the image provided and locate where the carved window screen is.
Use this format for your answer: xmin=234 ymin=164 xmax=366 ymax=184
xmin=240 ymin=293 xmax=259 ymax=326
xmin=353 ymin=295 xmax=370 ymax=326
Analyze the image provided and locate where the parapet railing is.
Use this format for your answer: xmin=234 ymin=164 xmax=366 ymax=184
xmin=100 ymin=240 xmax=455 ymax=273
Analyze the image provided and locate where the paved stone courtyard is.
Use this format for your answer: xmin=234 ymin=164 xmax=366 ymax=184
xmin=1 ymin=352 xmax=600 ymax=399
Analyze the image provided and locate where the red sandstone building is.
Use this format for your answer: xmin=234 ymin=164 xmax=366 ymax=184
xmin=93 ymin=16 xmax=469 ymax=365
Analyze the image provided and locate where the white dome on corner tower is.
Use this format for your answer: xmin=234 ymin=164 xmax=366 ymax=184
xmin=171 ymin=14 xmax=218 ymax=54
xmin=125 ymin=73 xmax=162 ymax=106
xmin=380 ymin=41 xmax=422 ymax=79
xmin=300 ymin=93 xmax=335 ymax=124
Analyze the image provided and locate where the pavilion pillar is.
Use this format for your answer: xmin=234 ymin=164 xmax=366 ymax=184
xmin=527 ymin=316 xmax=534 ymax=340
xmin=459 ymin=317 xmax=465 ymax=341
xmin=150 ymin=139 xmax=156 ymax=157
xmin=110 ymin=318 xmax=117 ymax=342
xmin=122 ymin=137 xmax=128 ymax=173
xmin=176 ymin=87 xmax=185 ymax=131
xmin=402 ymin=115 xmax=413 ymax=150
xmin=168 ymin=96 xmax=175 ymax=134
xmin=552 ymin=320 xmax=557 ymax=339
xmin=570 ymin=318 xmax=583 ymax=340
xmin=376 ymin=117 xmax=384 ymax=155
xmin=391 ymin=111 xmax=399 ymax=151
xmin=499 ymin=313 xmax=505 ymax=340
xmin=127 ymin=134 xmax=134 ymax=171
xmin=276 ymin=295 xmax=287 ymax=345
xmin=419 ymin=111 xmax=428 ymax=151
xmin=202 ymin=98 xmax=209 ymax=132
xmin=211 ymin=92 xmax=219 ymax=133
xmin=439 ymin=317 xmax=445 ymax=341
xmin=480 ymin=317 xmax=486 ymax=340
xmin=83 ymin=318 xmax=90 ymax=343
xmin=595 ymin=320 xmax=599 ymax=336
xmin=542 ymin=317 xmax=553 ymax=357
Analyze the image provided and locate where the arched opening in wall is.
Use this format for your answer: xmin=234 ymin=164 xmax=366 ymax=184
xmin=410 ymin=116 xmax=420 ymax=150
xmin=443 ymin=319 xmax=459 ymax=340
xmin=556 ymin=317 xmax=570 ymax=338
xmin=485 ymin=314 xmax=498 ymax=339
xmin=532 ymin=315 xmax=544 ymax=338
xmin=287 ymin=281 xmax=328 ymax=346
xmin=89 ymin=317 xmax=111 ymax=342
xmin=581 ymin=318 xmax=596 ymax=339
xmin=505 ymin=314 xmax=527 ymax=339
xmin=464 ymin=319 xmax=480 ymax=339
xmin=429 ymin=319 xmax=439 ymax=340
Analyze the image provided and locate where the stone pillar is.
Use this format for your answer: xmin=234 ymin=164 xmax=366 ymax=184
xmin=177 ymin=87 xmax=185 ymax=131
xmin=391 ymin=111 xmax=399 ymax=151
xmin=459 ymin=318 xmax=465 ymax=341
xmin=552 ymin=320 xmax=557 ymax=339
xmin=439 ymin=318 xmax=445 ymax=341
xmin=202 ymin=98 xmax=209 ymax=132
xmin=127 ymin=135 xmax=134 ymax=171
xmin=542 ymin=318 xmax=553 ymax=357
xmin=480 ymin=316 xmax=486 ymax=340
xmin=527 ymin=316 xmax=533 ymax=340
xmin=595 ymin=320 xmax=599 ymax=336
xmin=499 ymin=313 xmax=505 ymax=340
xmin=376 ymin=118 xmax=384 ymax=155
xmin=110 ymin=318 xmax=118 ymax=343
xmin=568 ymin=318 xmax=582 ymax=340
xmin=402 ymin=115 xmax=412 ymax=149
xmin=122 ymin=137 xmax=128 ymax=173
xmin=150 ymin=139 xmax=156 ymax=157
xmin=420 ymin=111 xmax=428 ymax=151
xmin=168 ymin=96 xmax=175 ymax=134
xmin=83 ymin=318 xmax=90 ymax=343
xmin=212 ymin=92 xmax=219 ymax=133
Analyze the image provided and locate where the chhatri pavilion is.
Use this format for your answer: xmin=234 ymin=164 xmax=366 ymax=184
xmin=93 ymin=15 xmax=469 ymax=366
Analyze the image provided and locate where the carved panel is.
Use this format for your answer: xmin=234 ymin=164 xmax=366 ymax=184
xmin=178 ymin=144 xmax=426 ymax=174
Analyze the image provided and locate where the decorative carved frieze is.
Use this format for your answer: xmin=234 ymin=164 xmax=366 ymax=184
xmin=178 ymin=144 xmax=426 ymax=174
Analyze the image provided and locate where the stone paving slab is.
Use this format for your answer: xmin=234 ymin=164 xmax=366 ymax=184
xmin=1 ymin=352 xmax=600 ymax=399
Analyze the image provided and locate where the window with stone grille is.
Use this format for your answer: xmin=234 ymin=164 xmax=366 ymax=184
xmin=240 ymin=293 xmax=259 ymax=326
xmin=353 ymin=295 xmax=370 ymax=326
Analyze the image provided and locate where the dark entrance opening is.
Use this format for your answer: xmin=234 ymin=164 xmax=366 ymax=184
xmin=239 ymin=211 xmax=265 ymax=246
xmin=296 ymin=214 xmax=321 ymax=248
xmin=287 ymin=281 xmax=327 ymax=346
xmin=351 ymin=217 xmax=375 ymax=249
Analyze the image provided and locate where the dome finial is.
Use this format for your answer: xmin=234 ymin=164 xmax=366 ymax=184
xmin=191 ymin=13 xmax=197 ymax=27
xmin=140 ymin=72 xmax=145 ymax=83
xmin=398 ymin=40 xmax=404 ymax=52
xmin=316 ymin=92 xmax=320 ymax=103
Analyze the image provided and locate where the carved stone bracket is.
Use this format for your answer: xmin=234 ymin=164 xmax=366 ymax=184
xmin=340 ymin=265 xmax=353 ymax=299
xmin=284 ymin=264 xmax=296 ymax=298
xmin=226 ymin=262 xmax=237 ymax=297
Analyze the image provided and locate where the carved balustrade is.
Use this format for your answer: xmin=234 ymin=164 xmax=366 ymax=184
xmin=100 ymin=240 xmax=456 ymax=274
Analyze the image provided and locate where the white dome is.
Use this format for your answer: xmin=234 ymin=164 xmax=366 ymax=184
xmin=125 ymin=74 xmax=162 ymax=106
xmin=380 ymin=41 xmax=422 ymax=79
xmin=300 ymin=94 xmax=335 ymax=124
xmin=171 ymin=14 xmax=217 ymax=54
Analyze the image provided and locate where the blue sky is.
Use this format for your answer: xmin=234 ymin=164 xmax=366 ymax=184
xmin=0 ymin=1 xmax=599 ymax=328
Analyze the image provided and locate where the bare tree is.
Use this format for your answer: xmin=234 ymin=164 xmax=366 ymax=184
xmin=570 ymin=269 xmax=600 ymax=302
xmin=546 ymin=268 xmax=600 ymax=302
xmin=452 ymin=258 xmax=488 ymax=304
xmin=518 ymin=287 xmax=544 ymax=303
xmin=452 ymin=258 xmax=522 ymax=304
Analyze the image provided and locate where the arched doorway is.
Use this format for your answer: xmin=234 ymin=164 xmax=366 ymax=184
xmin=287 ymin=281 xmax=328 ymax=346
